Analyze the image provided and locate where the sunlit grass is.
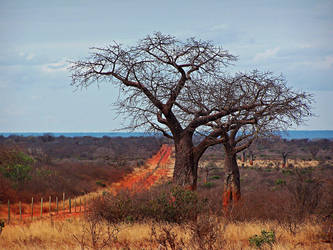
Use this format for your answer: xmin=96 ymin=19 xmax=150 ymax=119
xmin=0 ymin=217 xmax=330 ymax=250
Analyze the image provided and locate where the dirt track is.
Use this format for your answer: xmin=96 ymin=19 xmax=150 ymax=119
xmin=110 ymin=144 xmax=174 ymax=193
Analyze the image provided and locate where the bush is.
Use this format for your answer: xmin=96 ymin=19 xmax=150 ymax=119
xmin=249 ymin=230 xmax=275 ymax=248
xmin=90 ymin=185 xmax=204 ymax=224
xmin=275 ymin=179 xmax=286 ymax=186
xmin=287 ymin=169 xmax=322 ymax=218
xmin=202 ymin=182 xmax=215 ymax=189
xmin=0 ymin=150 xmax=34 ymax=186
xmin=151 ymin=186 xmax=201 ymax=223
xmin=96 ymin=180 xmax=106 ymax=187
xmin=282 ymin=169 xmax=294 ymax=175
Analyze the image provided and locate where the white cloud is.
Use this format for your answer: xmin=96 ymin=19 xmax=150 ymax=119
xmin=296 ymin=43 xmax=313 ymax=49
xmin=293 ymin=55 xmax=333 ymax=70
xmin=18 ymin=51 xmax=35 ymax=61
xmin=31 ymin=95 xmax=42 ymax=101
xmin=26 ymin=53 xmax=35 ymax=61
xmin=41 ymin=58 xmax=68 ymax=73
xmin=209 ymin=24 xmax=228 ymax=31
xmin=253 ymin=47 xmax=280 ymax=61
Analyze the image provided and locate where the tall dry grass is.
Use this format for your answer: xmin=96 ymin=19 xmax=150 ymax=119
xmin=0 ymin=217 xmax=331 ymax=249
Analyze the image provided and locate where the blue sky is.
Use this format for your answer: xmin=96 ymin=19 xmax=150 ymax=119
xmin=0 ymin=0 xmax=332 ymax=132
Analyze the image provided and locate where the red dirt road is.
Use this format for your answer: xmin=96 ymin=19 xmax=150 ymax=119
xmin=111 ymin=144 xmax=173 ymax=193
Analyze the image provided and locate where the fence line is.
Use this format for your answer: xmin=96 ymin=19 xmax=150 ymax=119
xmin=3 ymin=194 xmax=88 ymax=224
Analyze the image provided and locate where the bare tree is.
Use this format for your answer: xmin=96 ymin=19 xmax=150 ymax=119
xmin=188 ymin=71 xmax=313 ymax=209
xmin=282 ymin=152 xmax=289 ymax=167
xmin=70 ymin=33 xmax=312 ymax=191
xmin=70 ymin=33 xmax=243 ymax=189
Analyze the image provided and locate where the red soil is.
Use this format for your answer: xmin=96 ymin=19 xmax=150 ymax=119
xmin=113 ymin=144 xmax=173 ymax=193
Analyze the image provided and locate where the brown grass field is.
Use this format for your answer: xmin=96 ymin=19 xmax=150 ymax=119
xmin=0 ymin=217 xmax=331 ymax=249
xmin=1 ymin=138 xmax=333 ymax=249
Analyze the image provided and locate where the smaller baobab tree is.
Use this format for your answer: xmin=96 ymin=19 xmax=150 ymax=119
xmin=194 ymin=71 xmax=313 ymax=210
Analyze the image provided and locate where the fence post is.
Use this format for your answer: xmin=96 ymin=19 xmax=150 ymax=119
xmin=19 ymin=201 xmax=22 ymax=221
xmin=74 ymin=198 xmax=76 ymax=213
xmin=31 ymin=197 xmax=34 ymax=221
xmin=63 ymin=192 xmax=65 ymax=211
xmin=56 ymin=197 xmax=58 ymax=214
xmin=69 ymin=198 xmax=71 ymax=214
xmin=41 ymin=198 xmax=43 ymax=218
xmin=7 ymin=200 xmax=10 ymax=224
xmin=49 ymin=196 xmax=51 ymax=215
xmin=84 ymin=198 xmax=86 ymax=215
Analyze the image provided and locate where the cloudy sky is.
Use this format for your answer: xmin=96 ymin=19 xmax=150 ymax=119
xmin=1 ymin=0 xmax=332 ymax=132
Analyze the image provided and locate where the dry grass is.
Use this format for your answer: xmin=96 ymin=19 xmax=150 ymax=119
xmin=236 ymin=159 xmax=320 ymax=168
xmin=0 ymin=217 xmax=331 ymax=249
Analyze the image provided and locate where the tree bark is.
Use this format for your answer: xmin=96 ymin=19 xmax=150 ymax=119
xmin=222 ymin=151 xmax=241 ymax=212
xmin=172 ymin=134 xmax=198 ymax=190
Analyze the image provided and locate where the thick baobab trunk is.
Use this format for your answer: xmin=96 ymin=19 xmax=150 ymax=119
xmin=222 ymin=152 xmax=241 ymax=212
xmin=172 ymin=135 xmax=198 ymax=190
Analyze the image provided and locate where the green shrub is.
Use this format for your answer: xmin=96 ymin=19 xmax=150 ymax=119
xmin=92 ymin=186 xmax=203 ymax=224
xmin=0 ymin=151 xmax=34 ymax=186
xmin=148 ymin=186 xmax=201 ymax=223
xmin=282 ymin=169 xmax=294 ymax=175
xmin=209 ymin=175 xmax=220 ymax=180
xmin=96 ymin=180 xmax=106 ymax=187
xmin=275 ymin=179 xmax=286 ymax=186
xmin=249 ymin=230 xmax=275 ymax=248
xmin=202 ymin=182 xmax=215 ymax=189
xmin=305 ymin=178 xmax=314 ymax=183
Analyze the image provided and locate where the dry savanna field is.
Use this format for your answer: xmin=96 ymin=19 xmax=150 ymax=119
xmin=0 ymin=136 xmax=333 ymax=249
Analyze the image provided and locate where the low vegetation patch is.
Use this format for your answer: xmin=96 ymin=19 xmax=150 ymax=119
xmin=91 ymin=185 xmax=204 ymax=224
xmin=249 ymin=230 xmax=276 ymax=248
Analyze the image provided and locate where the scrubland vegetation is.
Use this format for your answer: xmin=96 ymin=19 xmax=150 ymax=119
xmin=1 ymin=136 xmax=333 ymax=249
xmin=1 ymin=166 xmax=332 ymax=249
xmin=0 ymin=135 xmax=163 ymax=203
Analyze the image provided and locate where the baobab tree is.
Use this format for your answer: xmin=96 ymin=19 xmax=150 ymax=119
xmin=70 ymin=33 xmax=242 ymax=189
xmin=281 ymin=151 xmax=289 ymax=167
xmin=70 ymin=33 xmax=312 ymax=191
xmin=190 ymin=71 xmax=312 ymax=209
